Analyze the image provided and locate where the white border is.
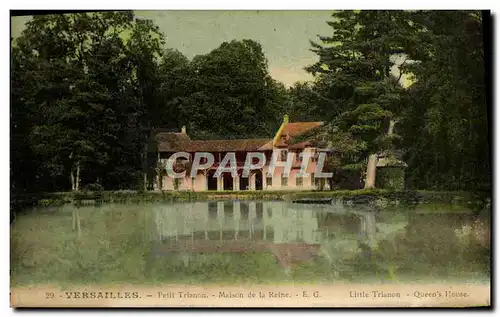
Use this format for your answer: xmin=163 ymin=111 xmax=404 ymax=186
xmin=3 ymin=3 xmax=498 ymax=316
xmin=4 ymin=1 xmax=499 ymax=10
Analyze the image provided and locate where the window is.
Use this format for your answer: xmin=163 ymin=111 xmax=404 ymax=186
xmin=311 ymin=173 xmax=316 ymax=188
xmin=311 ymin=152 xmax=318 ymax=163
xmin=281 ymin=174 xmax=288 ymax=186
xmin=280 ymin=149 xmax=288 ymax=161
xmin=267 ymin=176 xmax=272 ymax=187
xmin=316 ymin=178 xmax=323 ymax=188
xmin=297 ymin=151 xmax=305 ymax=166
xmin=313 ymin=172 xmax=322 ymax=188
xmin=296 ymin=176 xmax=303 ymax=187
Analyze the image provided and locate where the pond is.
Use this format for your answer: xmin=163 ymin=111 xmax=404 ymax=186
xmin=10 ymin=200 xmax=491 ymax=286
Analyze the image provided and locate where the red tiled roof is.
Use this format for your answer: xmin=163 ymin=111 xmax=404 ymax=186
xmin=272 ymin=121 xmax=323 ymax=148
xmin=258 ymin=140 xmax=274 ymax=150
xmin=154 ymin=121 xmax=323 ymax=153
xmin=161 ymin=138 xmax=272 ymax=152
xmin=156 ymin=132 xmax=191 ymax=152
xmin=281 ymin=122 xmax=323 ymax=138
xmin=288 ymin=141 xmax=313 ymax=150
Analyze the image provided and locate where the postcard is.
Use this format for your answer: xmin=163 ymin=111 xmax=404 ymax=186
xmin=10 ymin=9 xmax=491 ymax=308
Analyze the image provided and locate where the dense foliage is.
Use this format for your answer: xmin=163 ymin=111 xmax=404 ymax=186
xmin=11 ymin=11 xmax=288 ymax=195
xmin=11 ymin=10 xmax=489 ymax=196
xmin=397 ymin=11 xmax=490 ymax=192
xmin=289 ymin=10 xmax=489 ymax=193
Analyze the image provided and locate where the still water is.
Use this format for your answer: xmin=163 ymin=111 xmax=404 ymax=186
xmin=11 ymin=201 xmax=491 ymax=285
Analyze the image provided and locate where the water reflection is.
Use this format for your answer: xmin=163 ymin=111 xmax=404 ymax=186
xmin=10 ymin=200 xmax=490 ymax=285
xmin=152 ymin=201 xmax=392 ymax=270
xmin=153 ymin=201 xmax=325 ymax=244
xmin=151 ymin=200 xmax=490 ymax=278
xmin=152 ymin=201 xmax=388 ymax=246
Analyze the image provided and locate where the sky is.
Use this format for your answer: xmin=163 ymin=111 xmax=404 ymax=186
xmin=11 ymin=11 xmax=336 ymax=87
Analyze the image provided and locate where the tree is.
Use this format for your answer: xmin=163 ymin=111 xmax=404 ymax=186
xmin=156 ymin=48 xmax=191 ymax=129
xmin=10 ymin=12 xmax=168 ymax=193
xmin=180 ymin=39 xmax=287 ymax=139
xmin=305 ymin=10 xmax=407 ymax=188
xmin=125 ymin=18 xmax=166 ymax=190
xmin=302 ymin=10 xmax=489 ymax=192
xmin=397 ymin=11 xmax=489 ymax=192
xmin=287 ymin=82 xmax=322 ymax=122
xmin=11 ymin=15 xmax=294 ymax=194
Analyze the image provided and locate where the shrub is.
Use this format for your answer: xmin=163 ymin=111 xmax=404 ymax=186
xmin=84 ymin=183 xmax=105 ymax=192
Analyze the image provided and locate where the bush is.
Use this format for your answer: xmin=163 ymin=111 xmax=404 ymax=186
xmin=24 ymin=188 xmax=480 ymax=209
xmin=376 ymin=167 xmax=405 ymax=190
xmin=84 ymin=183 xmax=104 ymax=193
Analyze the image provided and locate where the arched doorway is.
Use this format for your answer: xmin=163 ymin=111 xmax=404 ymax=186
xmin=239 ymin=169 xmax=249 ymax=190
xmin=207 ymin=170 xmax=218 ymax=190
xmin=222 ymin=172 xmax=234 ymax=190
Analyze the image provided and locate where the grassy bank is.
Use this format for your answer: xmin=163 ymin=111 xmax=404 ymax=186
xmin=13 ymin=188 xmax=488 ymax=210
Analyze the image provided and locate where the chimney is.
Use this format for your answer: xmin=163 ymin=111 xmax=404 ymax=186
xmin=283 ymin=114 xmax=289 ymax=124
xmin=181 ymin=126 xmax=186 ymax=134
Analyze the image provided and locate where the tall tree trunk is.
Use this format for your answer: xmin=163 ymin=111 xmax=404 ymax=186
xmin=388 ymin=119 xmax=397 ymax=136
xmin=364 ymin=154 xmax=378 ymax=189
xmin=143 ymin=128 xmax=150 ymax=191
xmin=69 ymin=152 xmax=75 ymax=191
xmin=70 ymin=169 xmax=75 ymax=191
xmin=364 ymin=119 xmax=398 ymax=189
xmin=75 ymin=161 xmax=80 ymax=191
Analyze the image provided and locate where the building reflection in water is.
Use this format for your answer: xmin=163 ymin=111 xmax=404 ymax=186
xmin=148 ymin=200 xmax=488 ymax=279
xmin=151 ymin=201 xmax=385 ymax=270
xmin=152 ymin=201 xmax=325 ymax=245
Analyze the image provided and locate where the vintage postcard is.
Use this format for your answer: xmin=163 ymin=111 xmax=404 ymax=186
xmin=10 ymin=10 xmax=491 ymax=308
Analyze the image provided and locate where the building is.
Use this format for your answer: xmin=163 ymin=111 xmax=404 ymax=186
xmin=149 ymin=115 xmax=327 ymax=191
